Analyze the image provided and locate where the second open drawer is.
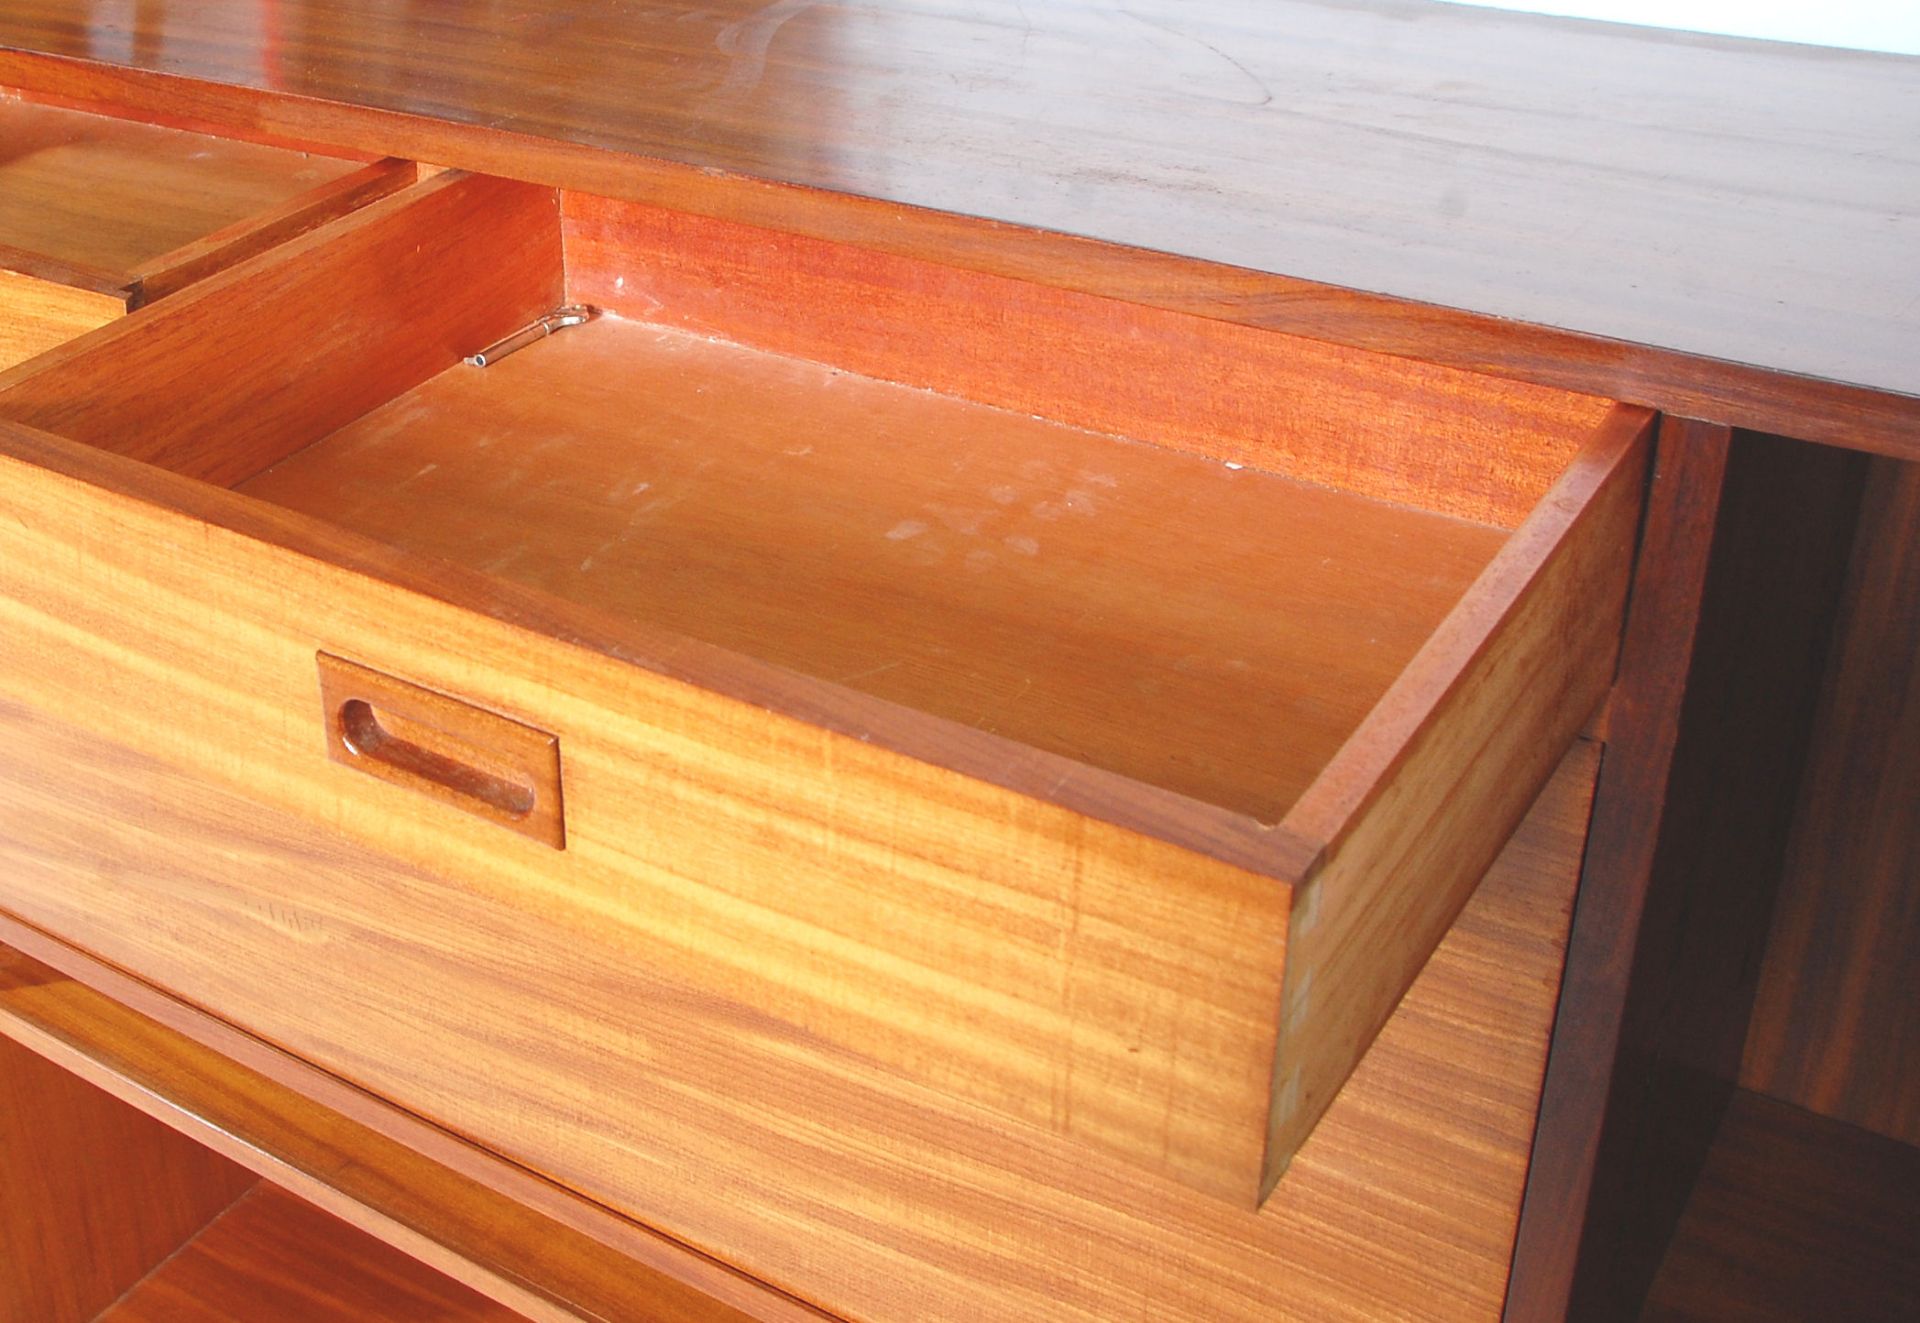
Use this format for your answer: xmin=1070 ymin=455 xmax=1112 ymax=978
xmin=0 ymin=170 xmax=1649 ymax=1211
xmin=0 ymin=91 xmax=413 ymax=371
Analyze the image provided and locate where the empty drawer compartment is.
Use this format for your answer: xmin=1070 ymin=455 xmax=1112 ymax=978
xmin=0 ymin=169 xmax=1650 ymax=1213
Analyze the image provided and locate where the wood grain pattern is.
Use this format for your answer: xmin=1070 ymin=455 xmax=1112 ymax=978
xmin=0 ymin=915 xmax=826 ymax=1323
xmin=0 ymin=267 xmax=121 ymax=372
xmin=1510 ymin=425 xmax=1869 ymax=1322
xmin=97 ymin=1185 xmax=531 ymax=1323
xmin=562 ymin=192 xmax=1612 ymax=529
xmin=0 ymin=92 xmax=363 ymax=285
xmin=0 ymin=3 xmax=1915 ymax=454
xmin=1742 ymin=456 xmax=1920 ymax=1147
xmin=127 ymin=156 xmax=417 ymax=307
xmin=0 ymin=695 xmax=1603 ymax=1323
xmin=1506 ymin=419 xmax=1735 ymax=1323
xmin=3 ymin=80 xmax=388 ymax=162
xmin=0 ymin=1029 xmax=254 ymax=1323
xmin=1267 ymin=403 xmax=1648 ymax=1192
xmin=0 ymin=411 xmax=1291 ymax=1205
xmin=0 ymin=170 xmax=562 ymax=487
xmin=241 ymin=316 xmax=1505 ymax=823
xmin=0 ymin=172 xmax=1636 ymax=1201
xmin=0 ymin=397 xmax=1634 ymax=1204
xmin=1639 ymin=1090 xmax=1920 ymax=1323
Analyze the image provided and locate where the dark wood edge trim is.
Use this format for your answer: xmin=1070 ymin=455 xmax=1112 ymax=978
xmin=1502 ymin=417 xmax=1732 ymax=1321
xmin=2 ymin=76 xmax=387 ymax=159
xmin=0 ymin=415 xmax=1298 ymax=878
xmin=1279 ymin=403 xmax=1656 ymax=873
xmin=0 ymin=238 xmax=132 ymax=300
xmin=128 ymin=157 xmax=419 ymax=306
xmin=1 ymin=50 xmax=1915 ymax=459
xmin=0 ymin=915 xmax=837 ymax=1323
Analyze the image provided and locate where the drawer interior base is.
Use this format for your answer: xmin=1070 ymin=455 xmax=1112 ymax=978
xmin=238 ymin=313 xmax=1503 ymax=821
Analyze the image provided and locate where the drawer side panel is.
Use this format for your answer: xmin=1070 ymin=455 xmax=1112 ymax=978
xmin=1265 ymin=406 xmax=1652 ymax=1192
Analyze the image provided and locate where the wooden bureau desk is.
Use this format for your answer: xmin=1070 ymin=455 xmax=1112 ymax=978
xmin=0 ymin=4 xmax=1914 ymax=1321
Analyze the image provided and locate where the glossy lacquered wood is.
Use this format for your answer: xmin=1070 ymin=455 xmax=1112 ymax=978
xmin=0 ymin=2 xmax=1913 ymax=455
xmin=0 ymin=95 xmax=367 ymax=283
xmin=0 ymin=695 xmax=1603 ymax=1323
xmin=0 ymin=93 xmax=409 ymax=375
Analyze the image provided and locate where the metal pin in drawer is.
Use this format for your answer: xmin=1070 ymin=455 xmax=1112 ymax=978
xmin=464 ymin=305 xmax=595 ymax=367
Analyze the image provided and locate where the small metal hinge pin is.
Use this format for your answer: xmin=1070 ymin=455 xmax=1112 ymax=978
xmin=465 ymin=305 xmax=595 ymax=367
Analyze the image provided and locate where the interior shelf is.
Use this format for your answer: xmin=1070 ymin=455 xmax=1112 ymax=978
xmin=1 ymin=1016 xmax=530 ymax=1323
xmin=97 ymin=1185 xmax=525 ymax=1323
xmin=0 ymin=911 xmax=811 ymax=1323
xmin=1640 ymin=1088 xmax=1920 ymax=1322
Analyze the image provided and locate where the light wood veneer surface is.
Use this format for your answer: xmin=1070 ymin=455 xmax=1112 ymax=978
xmin=0 ymin=689 xmax=1602 ymax=1323
xmin=240 ymin=316 xmax=1504 ymax=822
xmin=0 ymin=1033 xmax=253 ymax=1323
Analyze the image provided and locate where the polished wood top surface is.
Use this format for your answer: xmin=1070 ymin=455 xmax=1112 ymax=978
xmin=0 ymin=0 xmax=1916 ymax=449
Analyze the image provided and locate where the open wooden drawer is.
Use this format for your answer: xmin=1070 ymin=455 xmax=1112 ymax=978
xmin=0 ymin=170 xmax=1650 ymax=1212
xmin=0 ymin=91 xmax=412 ymax=371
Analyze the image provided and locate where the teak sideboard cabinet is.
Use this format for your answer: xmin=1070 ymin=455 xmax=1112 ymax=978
xmin=0 ymin=5 xmax=1915 ymax=1323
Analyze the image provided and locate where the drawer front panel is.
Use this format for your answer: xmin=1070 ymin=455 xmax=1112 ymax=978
xmin=0 ymin=426 xmax=1289 ymax=1205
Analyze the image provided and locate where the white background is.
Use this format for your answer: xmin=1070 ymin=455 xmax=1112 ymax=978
xmin=1446 ymin=1 xmax=1920 ymax=55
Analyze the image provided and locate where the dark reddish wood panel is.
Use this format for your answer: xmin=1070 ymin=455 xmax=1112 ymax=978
xmin=1639 ymin=1090 xmax=1920 ymax=1323
xmin=1508 ymin=424 xmax=1870 ymax=1322
xmin=562 ymin=191 xmax=1608 ymax=529
xmin=1742 ymin=456 xmax=1920 ymax=1147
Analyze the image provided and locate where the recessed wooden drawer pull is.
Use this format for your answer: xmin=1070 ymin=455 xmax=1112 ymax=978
xmin=317 ymin=653 xmax=565 ymax=848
